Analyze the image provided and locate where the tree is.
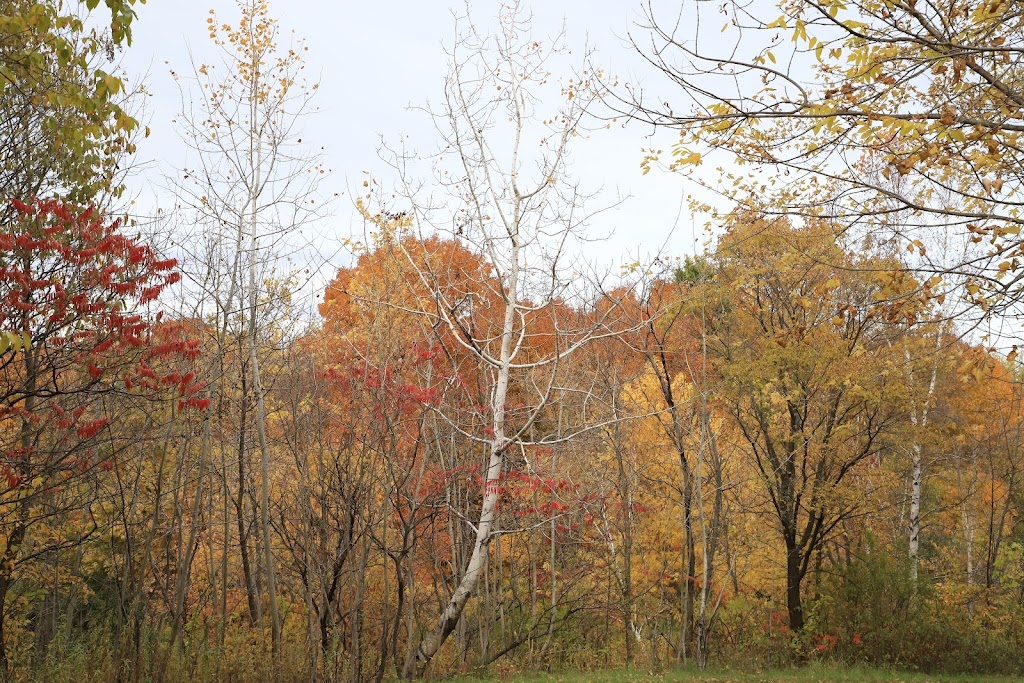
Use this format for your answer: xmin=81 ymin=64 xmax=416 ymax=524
xmin=362 ymin=2 xmax=638 ymax=675
xmin=167 ymin=0 xmax=324 ymax=658
xmin=0 ymin=198 xmax=198 ymax=672
xmin=622 ymin=266 xmax=732 ymax=666
xmin=896 ymin=319 xmax=956 ymax=583
xmin=0 ymin=0 xmax=144 ymax=212
xmin=623 ymin=0 xmax=1024 ymax=320
xmin=591 ymin=266 xmax=736 ymax=670
xmin=285 ymin=237 xmax=460 ymax=678
xmin=707 ymin=215 xmax=910 ymax=637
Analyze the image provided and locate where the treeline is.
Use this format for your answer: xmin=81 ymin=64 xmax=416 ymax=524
xmin=2 ymin=0 xmax=1024 ymax=682
xmin=4 ymin=194 xmax=1024 ymax=683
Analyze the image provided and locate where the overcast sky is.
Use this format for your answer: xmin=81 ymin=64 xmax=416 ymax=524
xmin=119 ymin=0 xmax=704 ymax=304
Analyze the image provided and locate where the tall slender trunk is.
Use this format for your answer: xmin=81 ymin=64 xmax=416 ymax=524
xmin=907 ymin=325 xmax=943 ymax=583
xmin=236 ymin=367 xmax=261 ymax=625
xmin=403 ymin=433 xmax=505 ymax=677
xmin=539 ymin=436 xmax=563 ymax=665
xmin=161 ymin=406 xmax=212 ymax=682
xmin=694 ymin=405 xmax=724 ymax=670
xmin=651 ymin=347 xmax=695 ymax=666
xmin=402 ymin=233 xmax=520 ymax=679
xmin=538 ymin=512 xmax=558 ymax=663
xmin=694 ymin=311 xmax=724 ymax=670
xmin=674 ymin=442 xmax=695 ymax=663
xmin=909 ymin=443 xmax=923 ymax=581
xmin=0 ymin=575 xmax=10 ymax=677
xmin=121 ymin=426 xmax=172 ymax=683
xmin=2 ymin=332 xmax=35 ymax=676
xmin=376 ymin=549 xmax=407 ymax=683
xmin=350 ymin=536 xmax=371 ymax=683
xmin=621 ymin=490 xmax=634 ymax=667
xmin=251 ymin=284 xmax=281 ymax=656
xmin=219 ymin=445 xmax=230 ymax=646
xmin=905 ymin=325 xmax=942 ymax=581
xmin=246 ymin=65 xmax=281 ymax=655
xmin=610 ymin=400 xmax=635 ymax=667
xmin=401 ymin=538 xmax=420 ymax=677
xmin=682 ymin=482 xmax=695 ymax=656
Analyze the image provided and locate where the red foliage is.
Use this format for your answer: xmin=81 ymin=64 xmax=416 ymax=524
xmin=0 ymin=198 xmax=205 ymax=492
xmin=814 ymin=632 xmax=840 ymax=653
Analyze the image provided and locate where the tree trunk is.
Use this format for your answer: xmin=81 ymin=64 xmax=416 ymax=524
xmin=402 ymin=443 xmax=504 ymax=677
xmin=695 ymin=403 xmax=724 ymax=670
xmin=402 ymin=201 xmax=520 ymax=677
xmin=0 ymin=521 xmax=26 ymax=676
xmin=236 ymin=367 xmax=261 ymax=626
xmin=906 ymin=328 xmax=942 ymax=583
xmin=909 ymin=443 xmax=923 ymax=582
xmin=161 ymin=412 xmax=212 ymax=682
xmin=0 ymin=576 xmax=10 ymax=677
xmin=252 ymin=342 xmax=281 ymax=657
xmin=785 ymin=542 xmax=805 ymax=634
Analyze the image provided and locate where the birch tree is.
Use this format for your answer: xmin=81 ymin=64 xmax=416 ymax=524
xmin=363 ymin=2 xmax=637 ymax=676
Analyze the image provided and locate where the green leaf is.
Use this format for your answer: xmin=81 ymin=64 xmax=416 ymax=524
xmin=0 ymin=330 xmax=28 ymax=355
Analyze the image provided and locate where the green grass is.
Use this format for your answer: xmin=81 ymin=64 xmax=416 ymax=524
xmin=450 ymin=664 xmax=1021 ymax=683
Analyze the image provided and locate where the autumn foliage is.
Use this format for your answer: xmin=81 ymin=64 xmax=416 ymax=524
xmin=5 ymin=0 xmax=1024 ymax=681
xmin=0 ymin=198 xmax=202 ymax=670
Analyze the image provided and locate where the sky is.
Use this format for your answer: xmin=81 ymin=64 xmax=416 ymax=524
xmin=118 ymin=0 xmax=708 ymax=311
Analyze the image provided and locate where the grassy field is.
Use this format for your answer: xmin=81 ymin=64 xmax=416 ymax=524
xmin=452 ymin=664 xmax=1020 ymax=683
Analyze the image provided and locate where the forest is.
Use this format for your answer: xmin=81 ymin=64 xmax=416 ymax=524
xmin=2 ymin=0 xmax=1024 ymax=681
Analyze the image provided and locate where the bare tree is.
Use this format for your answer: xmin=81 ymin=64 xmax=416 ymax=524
xmin=362 ymin=2 xmax=639 ymax=676
xmin=165 ymin=0 xmax=324 ymax=660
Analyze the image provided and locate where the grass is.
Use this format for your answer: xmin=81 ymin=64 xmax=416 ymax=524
xmin=450 ymin=663 xmax=1021 ymax=683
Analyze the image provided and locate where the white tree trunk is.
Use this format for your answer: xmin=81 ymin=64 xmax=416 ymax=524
xmin=404 ymin=228 xmax=519 ymax=677
xmin=906 ymin=327 xmax=942 ymax=583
